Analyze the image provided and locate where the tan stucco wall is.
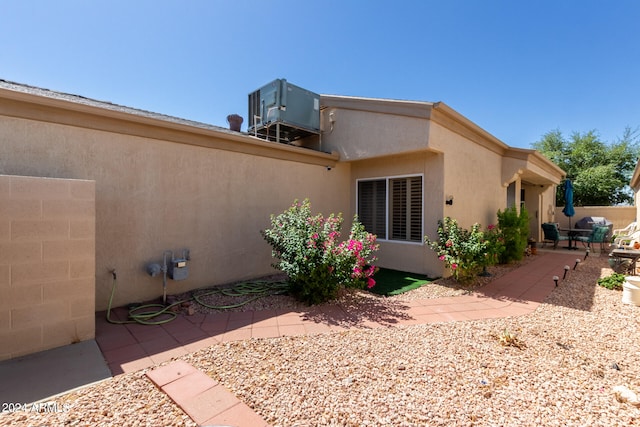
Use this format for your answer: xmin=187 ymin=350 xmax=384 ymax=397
xmin=320 ymin=108 xmax=430 ymax=161
xmin=0 ymin=88 xmax=567 ymax=313
xmin=635 ymin=186 xmax=640 ymax=226
xmin=321 ymin=100 xmax=561 ymax=278
xmin=0 ymin=115 xmax=350 ymax=311
xmin=502 ymin=155 xmax=563 ymax=188
xmin=522 ymin=183 xmax=559 ymax=242
xmin=429 ymin=121 xmax=505 ymax=229
xmin=521 ymin=183 xmax=540 ymax=239
xmin=540 ymin=186 xmax=559 ymax=225
xmin=631 ymin=161 xmax=640 ymax=224
xmin=0 ymin=175 xmax=95 ymax=361
xmin=554 ymin=206 xmax=636 ymax=234
xmin=350 ymin=152 xmax=444 ymax=276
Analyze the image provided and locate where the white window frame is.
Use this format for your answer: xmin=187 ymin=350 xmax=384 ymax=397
xmin=356 ymin=174 xmax=424 ymax=245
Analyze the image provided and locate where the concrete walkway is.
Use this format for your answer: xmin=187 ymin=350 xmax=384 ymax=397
xmin=0 ymin=340 xmax=111 ymax=405
xmin=0 ymin=250 xmax=583 ymax=426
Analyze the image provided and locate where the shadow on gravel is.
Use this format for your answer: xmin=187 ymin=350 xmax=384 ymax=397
xmin=539 ymin=254 xmax=607 ymax=311
xmin=300 ymin=292 xmax=414 ymax=328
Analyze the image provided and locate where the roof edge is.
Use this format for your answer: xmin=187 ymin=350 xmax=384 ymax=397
xmin=505 ymin=146 xmax=566 ymax=177
xmin=320 ymin=94 xmax=435 ymax=118
xmin=431 ymin=102 xmax=510 ymax=154
xmin=0 ymin=80 xmax=339 ymax=167
xmin=0 ymin=79 xmax=232 ymax=134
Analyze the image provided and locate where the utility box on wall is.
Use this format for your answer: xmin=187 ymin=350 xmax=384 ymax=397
xmin=168 ymin=257 xmax=188 ymax=281
xmin=248 ymin=78 xmax=320 ymax=143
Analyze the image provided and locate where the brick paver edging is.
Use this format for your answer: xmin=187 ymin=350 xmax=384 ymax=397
xmin=146 ymin=360 xmax=270 ymax=427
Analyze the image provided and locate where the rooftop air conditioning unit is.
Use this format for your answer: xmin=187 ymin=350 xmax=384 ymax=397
xmin=248 ymin=78 xmax=320 ymax=143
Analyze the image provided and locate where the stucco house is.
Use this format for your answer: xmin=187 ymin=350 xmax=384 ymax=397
xmin=315 ymin=95 xmax=565 ymax=274
xmin=0 ymin=79 xmax=564 ymax=359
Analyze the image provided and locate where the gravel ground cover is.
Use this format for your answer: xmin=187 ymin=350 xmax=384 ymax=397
xmin=0 ymin=369 xmax=197 ymax=427
xmin=179 ymin=257 xmax=535 ymax=314
xmin=2 ymin=254 xmax=639 ymax=426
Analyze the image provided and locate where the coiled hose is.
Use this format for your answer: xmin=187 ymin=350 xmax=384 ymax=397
xmin=106 ymin=271 xmax=289 ymax=325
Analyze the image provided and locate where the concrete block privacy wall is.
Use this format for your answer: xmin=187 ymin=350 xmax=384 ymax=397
xmin=0 ymin=175 xmax=96 ymax=361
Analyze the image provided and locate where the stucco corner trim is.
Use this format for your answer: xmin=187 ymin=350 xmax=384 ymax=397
xmin=503 ymin=169 xmax=524 ymax=187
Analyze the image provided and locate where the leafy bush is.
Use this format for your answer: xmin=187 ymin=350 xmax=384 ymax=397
xmin=483 ymin=224 xmax=506 ymax=268
xmin=261 ymin=199 xmax=379 ymax=305
xmin=497 ymin=206 xmax=529 ymax=264
xmin=597 ymin=273 xmax=625 ymax=290
xmin=424 ymin=217 xmax=489 ymax=283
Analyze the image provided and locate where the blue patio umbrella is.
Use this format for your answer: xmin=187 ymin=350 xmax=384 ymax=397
xmin=562 ymin=179 xmax=575 ymax=229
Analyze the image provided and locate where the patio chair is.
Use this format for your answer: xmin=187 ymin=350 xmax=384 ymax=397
xmin=541 ymin=222 xmax=570 ymax=249
xmin=574 ymin=225 xmax=610 ymax=252
xmin=614 ymin=230 xmax=640 ymax=250
xmin=612 ymin=224 xmax=640 ymax=248
xmin=613 ymin=221 xmax=638 ymax=238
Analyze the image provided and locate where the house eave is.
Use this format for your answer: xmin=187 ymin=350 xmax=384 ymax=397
xmin=503 ymin=147 xmax=566 ymax=187
xmin=0 ymin=81 xmax=339 ymax=167
xmin=320 ymin=94 xmax=434 ymax=119
xmin=430 ymin=102 xmax=510 ymax=156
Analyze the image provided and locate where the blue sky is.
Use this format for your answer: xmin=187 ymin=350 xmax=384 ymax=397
xmin=2 ymin=1 xmax=638 ymax=148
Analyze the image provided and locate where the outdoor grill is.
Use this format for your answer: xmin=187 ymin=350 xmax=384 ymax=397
xmin=575 ymin=216 xmax=613 ymax=236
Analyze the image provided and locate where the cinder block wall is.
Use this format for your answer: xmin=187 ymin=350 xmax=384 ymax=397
xmin=0 ymin=175 xmax=96 ymax=361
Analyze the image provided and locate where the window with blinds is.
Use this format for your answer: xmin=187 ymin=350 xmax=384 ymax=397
xmin=390 ymin=176 xmax=422 ymax=241
xmin=357 ymin=179 xmax=387 ymax=239
xmin=357 ymin=176 xmax=423 ymax=242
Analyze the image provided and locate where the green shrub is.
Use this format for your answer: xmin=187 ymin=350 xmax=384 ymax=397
xmin=497 ymin=206 xmax=529 ymax=264
xmin=424 ymin=217 xmax=489 ymax=283
xmin=261 ymin=199 xmax=379 ymax=305
xmin=483 ymin=224 xmax=506 ymax=268
xmin=597 ymin=273 xmax=625 ymax=290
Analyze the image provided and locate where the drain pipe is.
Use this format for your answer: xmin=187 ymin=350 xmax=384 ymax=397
xmin=146 ymin=249 xmax=190 ymax=306
xmin=145 ymin=250 xmax=172 ymax=305
xmin=161 ymin=251 xmax=172 ymax=305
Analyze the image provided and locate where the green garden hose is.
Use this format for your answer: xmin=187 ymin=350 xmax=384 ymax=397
xmin=192 ymin=280 xmax=288 ymax=310
xmin=106 ymin=271 xmax=289 ymax=326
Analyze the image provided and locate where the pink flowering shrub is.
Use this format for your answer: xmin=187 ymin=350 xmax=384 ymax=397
xmin=261 ymin=199 xmax=379 ymax=304
xmin=424 ymin=217 xmax=496 ymax=283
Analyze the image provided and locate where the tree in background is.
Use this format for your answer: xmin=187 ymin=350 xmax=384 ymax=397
xmin=532 ymin=127 xmax=640 ymax=206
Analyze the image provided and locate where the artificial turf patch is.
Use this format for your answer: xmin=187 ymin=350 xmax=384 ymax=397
xmin=368 ymin=268 xmax=432 ymax=296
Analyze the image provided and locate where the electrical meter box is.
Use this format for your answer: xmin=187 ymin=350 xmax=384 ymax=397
xmin=248 ymin=78 xmax=320 ymax=143
xmin=168 ymin=258 xmax=188 ymax=281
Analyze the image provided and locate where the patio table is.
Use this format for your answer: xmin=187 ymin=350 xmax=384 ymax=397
xmin=608 ymin=249 xmax=640 ymax=274
xmin=559 ymin=227 xmax=592 ymax=250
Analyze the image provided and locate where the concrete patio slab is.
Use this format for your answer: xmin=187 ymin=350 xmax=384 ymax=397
xmin=0 ymin=340 xmax=111 ymax=405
